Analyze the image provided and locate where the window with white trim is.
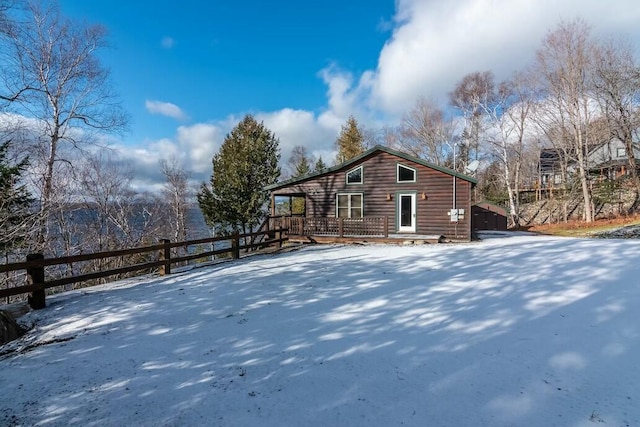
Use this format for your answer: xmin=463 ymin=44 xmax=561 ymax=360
xmin=337 ymin=193 xmax=363 ymax=218
xmin=617 ymin=147 xmax=627 ymax=158
xmin=397 ymin=164 xmax=416 ymax=182
xmin=346 ymin=166 xmax=363 ymax=184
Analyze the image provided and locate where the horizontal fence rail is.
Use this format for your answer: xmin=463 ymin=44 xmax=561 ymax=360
xmin=0 ymin=228 xmax=288 ymax=309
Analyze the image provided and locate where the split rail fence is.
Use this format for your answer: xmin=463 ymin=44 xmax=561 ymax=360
xmin=0 ymin=228 xmax=288 ymax=310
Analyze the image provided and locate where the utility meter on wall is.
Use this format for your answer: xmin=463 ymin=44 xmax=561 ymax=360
xmin=449 ymin=208 xmax=465 ymax=222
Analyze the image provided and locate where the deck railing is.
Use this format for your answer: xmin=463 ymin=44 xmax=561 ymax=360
xmin=286 ymin=216 xmax=389 ymax=238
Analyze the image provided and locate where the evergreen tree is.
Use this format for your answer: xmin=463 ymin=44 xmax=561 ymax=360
xmin=335 ymin=116 xmax=366 ymax=164
xmin=288 ymin=145 xmax=312 ymax=178
xmin=197 ymin=115 xmax=281 ymax=235
xmin=0 ymin=141 xmax=33 ymax=253
xmin=314 ymin=156 xmax=327 ymax=172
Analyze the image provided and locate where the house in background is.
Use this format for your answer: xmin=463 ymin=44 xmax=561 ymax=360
xmin=539 ymin=148 xmax=565 ymax=188
xmin=586 ymin=138 xmax=640 ymax=179
xmin=538 ymin=138 xmax=640 ymax=188
xmin=266 ymin=145 xmax=477 ymax=242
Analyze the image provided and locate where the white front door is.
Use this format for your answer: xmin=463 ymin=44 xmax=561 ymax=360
xmin=397 ymin=193 xmax=416 ymax=233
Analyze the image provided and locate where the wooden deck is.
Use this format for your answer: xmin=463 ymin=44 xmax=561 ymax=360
xmin=269 ymin=216 xmax=388 ymax=237
xmin=287 ymin=234 xmax=445 ymax=245
xmin=290 ymin=216 xmax=389 ymax=238
xmin=268 ymin=215 xmax=446 ymax=244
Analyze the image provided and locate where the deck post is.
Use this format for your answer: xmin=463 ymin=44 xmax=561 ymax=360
xmin=338 ymin=217 xmax=344 ymax=238
xmin=384 ymin=216 xmax=389 ymax=238
xmin=160 ymin=239 xmax=171 ymax=275
xmin=232 ymin=233 xmax=240 ymax=259
xmin=26 ymin=253 xmax=46 ymax=310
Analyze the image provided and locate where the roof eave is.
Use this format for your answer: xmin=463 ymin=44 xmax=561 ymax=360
xmin=265 ymin=145 xmax=477 ymax=191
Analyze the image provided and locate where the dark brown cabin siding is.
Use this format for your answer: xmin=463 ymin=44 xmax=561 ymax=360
xmin=271 ymin=151 xmax=472 ymax=240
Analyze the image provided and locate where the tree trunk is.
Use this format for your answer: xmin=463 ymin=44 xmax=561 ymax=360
xmin=37 ymin=134 xmax=59 ymax=250
xmin=577 ymin=162 xmax=593 ymax=222
xmin=502 ymin=143 xmax=519 ymax=228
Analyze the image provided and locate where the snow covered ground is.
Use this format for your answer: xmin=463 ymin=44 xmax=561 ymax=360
xmin=1 ymin=233 xmax=639 ymax=427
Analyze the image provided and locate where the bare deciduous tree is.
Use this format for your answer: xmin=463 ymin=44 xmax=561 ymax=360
xmin=592 ymin=37 xmax=640 ymax=206
xmin=534 ymin=19 xmax=596 ymax=222
xmin=449 ymin=71 xmax=495 ymax=171
xmin=160 ymin=158 xmax=191 ymax=243
xmin=78 ymin=151 xmax=136 ymax=252
xmin=475 ymin=72 xmax=534 ymax=227
xmin=0 ymin=0 xmax=27 ymax=104
xmin=3 ymin=1 xmax=128 ymax=248
xmin=390 ymin=97 xmax=454 ymax=166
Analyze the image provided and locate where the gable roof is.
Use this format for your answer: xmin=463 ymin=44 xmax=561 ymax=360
xmin=266 ymin=145 xmax=477 ymax=191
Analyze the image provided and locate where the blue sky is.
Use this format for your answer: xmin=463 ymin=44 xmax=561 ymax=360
xmin=57 ymin=0 xmax=640 ymax=190
xmin=59 ymin=1 xmax=394 ymax=142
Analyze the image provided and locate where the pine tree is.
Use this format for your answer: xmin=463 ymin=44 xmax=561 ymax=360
xmin=0 ymin=141 xmax=34 ymax=253
xmin=197 ymin=115 xmax=281 ymax=235
xmin=314 ymin=156 xmax=327 ymax=172
xmin=335 ymin=116 xmax=366 ymax=164
xmin=288 ymin=145 xmax=312 ymax=178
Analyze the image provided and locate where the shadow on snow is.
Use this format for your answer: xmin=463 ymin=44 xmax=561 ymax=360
xmin=1 ymin=235 xmax=640 ymax=426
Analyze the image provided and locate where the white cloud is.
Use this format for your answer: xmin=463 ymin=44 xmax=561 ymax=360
xmin=118 ymin=0 xmax=640 ymax=192
xmin=145 ymin=100 xmax=188 ymax=121
xmin=255 ymin=108 xmax=339 ymax=165
xmin=119 ymin=109 xmax=342 ymax=192
xmin=113 ymin=123 xmax=223 ymax=191
xmin=175 ymin=123 xmax=224 ymax=174
xmin=161 ymin=36 xmax=175 ymax=49
xmin=316 ymin=64 xmax=379 ymax=131
xmin=366 ymin=0 xmax=640 ymax=114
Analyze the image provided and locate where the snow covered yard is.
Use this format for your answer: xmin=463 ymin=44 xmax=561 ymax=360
xmin=1 ymin=233 xmax=640 ymax=427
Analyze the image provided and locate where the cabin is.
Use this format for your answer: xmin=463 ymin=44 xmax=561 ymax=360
xmin=266 ymin=145 xmax=477 ymax=242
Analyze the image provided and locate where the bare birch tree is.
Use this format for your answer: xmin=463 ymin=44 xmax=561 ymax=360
xmin=160 ymin=158 xmax=191 ymax=243
xmin=3 ymin=1 xmax=127 ymax=249
xmin=534 ymin=19 xmax=597 ymax=222
xmin=474 ymin=72 xmax=534 ymax=227
xmin=449 ymin=71 xmax=495 ymax=171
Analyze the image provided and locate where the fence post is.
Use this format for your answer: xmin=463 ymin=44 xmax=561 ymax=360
xmin=26 ymin=253 xmax=46 ymax=310
xmin=277 ymin=229 xmax=282 ymax=248
xmin=232 ymin=233 xmax=240 ymax=259
xmin=160 ymin=239 xmax=171 ymax=275
xmin=338 ymin=217 xmax=344 ymax=238
xmin=384 ymin=216 xmax=389 ymax=238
